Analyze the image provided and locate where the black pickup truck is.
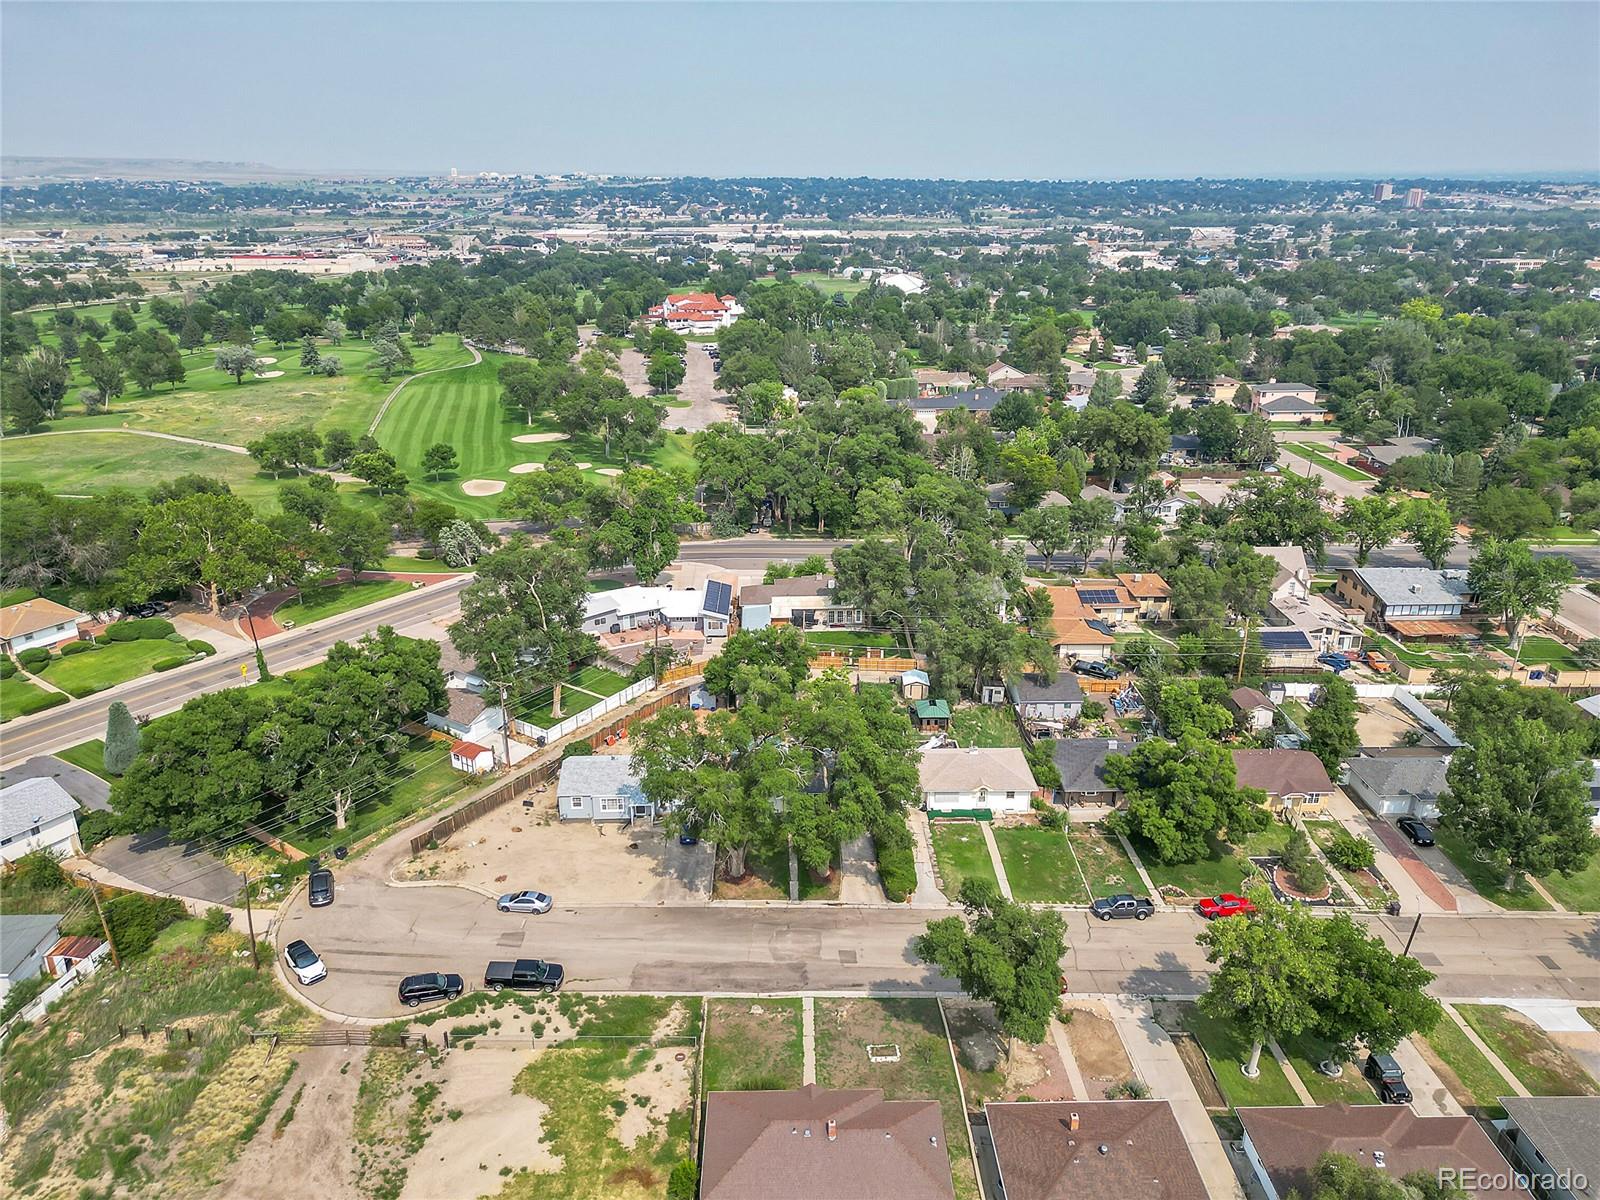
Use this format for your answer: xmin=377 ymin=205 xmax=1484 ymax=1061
xmin=483 ymin=958 xmax=564 ymax=993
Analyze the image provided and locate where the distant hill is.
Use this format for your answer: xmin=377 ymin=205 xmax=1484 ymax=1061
xmin=1 ymin=156 xmax=349 ymax=182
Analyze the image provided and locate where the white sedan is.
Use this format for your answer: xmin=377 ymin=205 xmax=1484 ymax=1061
xmin=496 ymin=890 xmax=553 ymax=914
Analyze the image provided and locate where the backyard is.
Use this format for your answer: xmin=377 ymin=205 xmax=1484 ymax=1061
xmin=948 ymin=703 xmax=1022 ymax=748
xmin=515 ymin=664 xmax=634 ymax=730
xmin=1282 ymin=443 xmax=1377 ymax=483
xmin=930 ymin=820 xmax=999 ymax=898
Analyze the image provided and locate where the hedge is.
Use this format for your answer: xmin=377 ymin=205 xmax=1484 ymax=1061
xmin=105 ymin=617 xmax=176 ymax=642
xmin=164 ymin=632 xmax=188 ymax=644
xmin=14 ymin=692 xmax=68 ymax=718
xmin=153 ymin=655 xmax=197 ymax=672
xmin=61 ymin=641 xmax=94 ymax=656
xmin=186 ymin=639 xmax=217 ymax=656
xmin=16 ymin=647 xmax=50 ymax=668
xmin=102 ymin=893 xmax=188 ymax=957
xmin=874 ymin=819 xmax=918 ymax=903
xmin=0 ymin=657 xmax=14 ymax=679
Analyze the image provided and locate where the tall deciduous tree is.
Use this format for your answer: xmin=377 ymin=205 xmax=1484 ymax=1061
xmin=1304 ymin=674 xmax=1360 ymax=771
xmin=127 ymin=492 xmax=294 ymax=614
xmin=1340 ymin=497 xmax=1402 ymax=566
xmin=1104 ymin=735 xmax=1270 ymax=864
xmin=1467 ymin=537 xmax=1575 ymax=665
xmin=213 ymin=343 xmax=261 ymax=384
xmin=1403 ymin=498 xmax=1456 ymax=570
xmin=421 ymin=442 xmax=459 ymax=480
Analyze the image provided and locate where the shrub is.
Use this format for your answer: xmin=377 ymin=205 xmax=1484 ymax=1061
xmin=102 ymin=893 xmax=187 ymax=957
xmin=561 ymin=741 xmax=593 ymax=759
xmin=1081 ymin=699 xmax=1107 ymax=720
xmin=1036 ymin=807 xmax=1066 ymax=832
xmin=104 ymin=700 xmax=141 ymax=776
xmin=19 ymin=692 xmax=68 ymax=716
xmin=667 ymin=1159 xmax=698 ymax=1200
xmin=104 ymin=622 xmax=137 ymax=642
xmin=152 ymin=655 xmax=195 ymax=672
xmin=1325 ymin=829 xmax=1376 ymax=872
xmin=874 ymin=819 xmax=918 ymax=902
xmin=16 ymin=647 xmax=51 ymax=668
xmin=164 ymin=632 xmax=188 ymax=644
xmin=76 ymin=809 xmax=119 ymax=851
xmin=186 ymin=639 xmax=217 ymax=656
xmin=60 ymin=641 xmax=94 ymax=656
xmin=202 ymin=906 xmax=232 ymax=935
xmin=0 ymin=975 xmax=49 ymax=1025
xmin=1281 ymin=828 xmax=1328 ymax=895
xmin=1105 ymin=1078 xmax=1152 ymax=1100
xmin=416 ymin=548 xmax=436 ymax=560
xmin=8 ymin=849 xmax=67 ymax=894
xmin=106 ymin=617 xmax=176 ymax=641
xmin=0 ymin=656 xmax=14 ymax=678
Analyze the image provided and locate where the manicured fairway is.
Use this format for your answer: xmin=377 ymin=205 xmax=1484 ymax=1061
xmin=0 ymin=433 xmax=284 ymax=506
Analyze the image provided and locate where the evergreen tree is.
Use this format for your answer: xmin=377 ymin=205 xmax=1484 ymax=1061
xmin=103 ymin=701 xmax=142 ymax=776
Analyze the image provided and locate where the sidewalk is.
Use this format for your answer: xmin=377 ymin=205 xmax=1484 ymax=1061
xmin=980 ymin=822 xmax=1014 ymax=900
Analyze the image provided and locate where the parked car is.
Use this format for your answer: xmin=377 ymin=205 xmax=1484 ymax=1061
xmin=307 ymin=867 xmax=335 ymax=908
xmin=284 ymin=939 xmax=327 ymax=985
xmin=1196 ymin=893 xmax=1257 ymax=920
xmin=484 ymin=958 xmax=564 ymax=993
xmin=1317 ymin=652 xmax=1351 ymax=672
xmin=1073 ymin=660 xmax=1122 ymax=681
xmin=126 ymin=602 xmax=160 ymax=619
xmin=1364 ymin=650 xmax=1393 ymax=673
xmin=1091 ymin=894 xmax=1154 ymax=921
xmin=398 ymin=972 xmax=464 ymax=1007
xmin=1363 ymin=1052 xmax=1412 ymax=1103
xmin=497 ymin=890 xmax=553 ymax=914
xmin=1396 ymin=817 xmax=1435 ymax=847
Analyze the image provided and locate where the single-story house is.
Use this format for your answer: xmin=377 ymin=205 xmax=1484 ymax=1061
xmin=912 ymin=699 xmax=951 ymax=734
xmin=701 ymin=1084 xmax=955 ymax=1200
xmin=1238 ymin=1104 xmax=1530 ymax=1200
xmin=1493 ymin=1097 xmax=1599 ymax=1200
xmin=0 ymin=597 xmax=86 ymax=655
xmin=1116 ymin=573 xmax=1172 ymax=620
xmin=449 ymin=740 xmax=496 ymax=775
xmin=737 ymin=575 xmax=862 ymax=632
xmin=1342 ymin=750 xmax=1451 ymax=819
xmin=992 ymin=372 xmax=1046 ymax=392
xmin=1049 ymin=617 xmax=1116 ymax=664
xmin=987 ymin=361 xmax=1028 ymax=384
xmin=1355 ymin=436 xmax=1438 ymax=474
xmin=1053 ymin=738 xmax=1136 ymax=806
xmin=899 ymin=669 xmax=930 ymax=701
xmin=912 ymin=368 xmax=973 ymax=392
xmin=1334 ymin=568 xmax=1476 ymax=636
xmin=0 ymin=913 xmax=63 ymax=1002
xmin=1255 ymin=394 xmax=1331 ymax=422
xmin=583 ymin=582 xmax=733 ymax=639
xmin=1079 ymin=485 xmax=1190 ymax=526
xmin=902 ymin=386 xmax=1007 ymax=432
xmin=1258 ymin=627 xmax=1321 ymax=673
xmin=919 ymin=746 xmax=1037 ymax=815
xmin=1230 ymin=749 xmax=1334 ymax=817
xmin=0 ymin=777 xmax=81 ymax=864
xmin=426 ymin=686 xmax=506 ymax=748
xmin=556 ymin=754 xmax=653 ymax=824
xmin=1009 ymin=674 xmax=1085 ymax=725
xmin=987 ymin=1100 xmax=1209 ymax=1200
xmin=1227 ymin=686 xmax=1276 ymax=732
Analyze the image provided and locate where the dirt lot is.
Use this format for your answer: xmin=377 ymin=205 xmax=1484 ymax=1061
xmin=224 ymin=1046 xmax=365 ymax=1200
xmin=1355 ymin=697 xmax=1437 ymax=748
xmin=396 ymin=791 xmax=714 ymax=905
xmin=944 ymin=1000 xmax=1074 ymax=1105
xmin=1060 ymin=1000 xmax=1139 ymax=1097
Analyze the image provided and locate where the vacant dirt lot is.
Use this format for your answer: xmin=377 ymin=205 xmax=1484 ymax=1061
xmin=1060 ymin=1000 xmax=1138 ymax=1097
xmin=224 ymin=1046 xmax=365 ymax=1200
xmin=1355 ymin=697 xmax=1436 ymax=748
xmin=397 ymin=791 xmax=714 ymax=905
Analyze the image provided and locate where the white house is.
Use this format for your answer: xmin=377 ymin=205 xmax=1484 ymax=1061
xmin=556 ymin=754 xmax=653 ymax=824
xmin=583 ymin=582 xmax=734 ymax=639
xmin=0 ymin=778 xmax=81 ymax=864
xmin=876 ymin=271 xmax=926 ymax=295
xmin=918 ymin=747 xmax=1037 ymax=815
xmin=645 ymin=292 xmax=743 ymax=332
xmin=0 ymin=598 xmax=85 ymax=655
xmin=0 ymin=914 xmax=62 ymax=1003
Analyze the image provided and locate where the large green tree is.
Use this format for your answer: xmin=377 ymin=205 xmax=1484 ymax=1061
xmin=1104 ymin=735 xmax=1270 ymax=864
xmin=126 ymin=492 xmax=295 ymax=614
xmin=1304 ymin=674 xmax=1360 ymax=771
xmin=1467 ymin=537 xmax=1575 ymax=666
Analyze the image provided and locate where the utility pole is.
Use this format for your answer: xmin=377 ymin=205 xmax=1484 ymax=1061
xmin=497 ymin=680 xmax=512 ymax=766
xmin=79 ymin=875 xmax=120 ymax=968
xmin=1236 ymin=616 xmax=1252 ymax=683
xmin=241 ymin=871 xmax=280 ymax=971
xmin=1401 ymin=913 xmax=1423 ymax=958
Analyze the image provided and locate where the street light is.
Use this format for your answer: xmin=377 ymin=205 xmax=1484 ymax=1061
xmin=240 ymin=871 xmax=281 ymax=971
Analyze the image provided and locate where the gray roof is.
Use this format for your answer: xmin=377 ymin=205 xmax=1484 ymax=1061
xmin=1010 ymin=674 xmax=1084 ymax=704
xmin=0 ymin=777 xmax=80 ymax=843
xmin=1258 ymin=395 xmax=1326 ymax=414
xmin=0 ymin=755 xmax=110 ymax=813
xmin=443 ymin=689 xmax=490 ymax=725
xmin=1344 ymin=752 xmax=1451 ymax=801
xmin=557 ymin=754 xmax=645 ymax=803
xmin=908 ymin=386 xmax=1006 ymax=412
xmin=0 ymin=913 xmax=63 ymax=978
xmin=1350 ymin=567 xmax=1473 ymax=608
xmin=1053 ymin=738 xmax=1135 ymax=794
xmin=1499 ymin=1097 xmax=1600 ymax=1197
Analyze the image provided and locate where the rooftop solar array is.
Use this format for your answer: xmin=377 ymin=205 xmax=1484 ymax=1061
xmin=1259 ymin=629 xmax=1314 ymax=650
xmin=703 ymin=579 xmax=733 ymax=616
xmin=1076 ymin=588 xmax=1122 ymax=606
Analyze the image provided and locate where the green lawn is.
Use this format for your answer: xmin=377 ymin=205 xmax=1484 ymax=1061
xmin=1456 ymin=1005 xmax=1600 ymax=1097
xmin=375 ymin=351 xmax=696 ymax=518
xmin=53 ymin=739 xmax=109 ymax=779
xmin=280 ymin=737 xmax=473 ymax=856
xmin=991 ymin=825 xmax=1088 ymax=903
xmin=1433 ymin=827 xmax=1553 ymax=911
xmin=38 ymin=639 xmax=189 ymax=698
xmin=1277 ymin=1033 xmax=1378 ymax=1105
xmin=274 ymin=578 xmax=413 ymax=628
xmin=1135 ymin=825 xmax=1290 ymax=899
xmin=0 ymin=675 xmax=63 ymax=722
xmin=1418 ymin=1019 xmax=1516 ymax=1117
xmin=1067 ymin=824 xmax=1142 ymax=899
xmin=0 ymin=433 xmax=293 ymax=508
xmin=1304 ymin=819 xmax=1390 ymax=907
xmin=804 ymin=630 xmax=899 ymax=649
xmin=1540 ymin=855 xmax=1600 ymax=912
xmin=703 ymin=998 xmax=804 ymax=1092
xmin=759 ymin=271 xmax=871 ymax=298
xmin=1283 ymin=444 xmax=1377 ymax=483
xmin=516 ymin=665 xmax=633 ymax=729
xmin=1156 ymin=1000 xmax=1304 ymax=1109
xmin=948 ymin=703 xmax=1023 ymax=748
xmin=931 ymin=820 xmax=1000 ymax=899
xmin=372 ymin=554 xmax=468 ymax=573
xmin=1479 ymin=634 xmax=1583 ymax=670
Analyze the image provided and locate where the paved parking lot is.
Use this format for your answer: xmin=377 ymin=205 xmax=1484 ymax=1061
xmin=90 ymin=831 xmax=243 ymax=905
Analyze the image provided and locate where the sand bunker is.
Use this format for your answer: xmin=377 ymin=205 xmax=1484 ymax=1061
xmin=573 ymin=462 xmax=592 ymax=469
xmin=512 ymin=432 xmax=569 ymax=444
xmin=594 ymin=468 xmax=623 ymax=477
xmin=461 ymin=479 xmax=506 ymax=496
xmin=509 ymin=462 xmax=545 ymax=474
xmin=256 ymin=356 xmax=278 ymax=365
xmin=256 ymin=370 xmax=285 ymax=379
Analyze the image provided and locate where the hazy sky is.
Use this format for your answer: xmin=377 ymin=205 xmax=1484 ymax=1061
xmin=4 ymin=2 xmax=1597 ymax=179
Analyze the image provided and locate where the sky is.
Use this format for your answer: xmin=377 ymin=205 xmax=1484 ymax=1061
xmin=3 ymin=1 xmax=1597 ymax=180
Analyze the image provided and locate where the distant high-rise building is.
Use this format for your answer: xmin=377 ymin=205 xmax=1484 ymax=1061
xmin=449 ymin=167 xmax=459 ymax=179
xmin=1373 ymin=182 xmax=1394 ymax=201
xmin=1405 ymin=187 xmax=1425 ymax=209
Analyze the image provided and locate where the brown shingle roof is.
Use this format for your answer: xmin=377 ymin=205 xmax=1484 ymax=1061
xmin=0 ymin=598 xmax=84 ymax=641
xmin=1238 ymin=1104 xmax=1530 ymax=1200
xmin=1230 ymin=749 xmax=1333 ymax=797
xmin=738 ymin=574 xmax=833 ymax=606
xmin=987 ymin=1100 xmax=1209 ymax=1200
xmin=701 ymin=1085 xmax=955 ymax=1200
xmin=1116 ymin=573 xmax=1171 ymax=599
xmin=1227 ymin=686 xmax=1273 ymax=713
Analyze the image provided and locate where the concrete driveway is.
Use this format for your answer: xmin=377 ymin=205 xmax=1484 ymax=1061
xmin=91 ymin=831 xmax=243 ymax=905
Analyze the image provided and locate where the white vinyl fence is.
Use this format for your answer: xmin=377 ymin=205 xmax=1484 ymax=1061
xmin=514 ymin=677 xmax=653 ymax=744
xmin=0 ymin=941 xmax=111 ymax=1039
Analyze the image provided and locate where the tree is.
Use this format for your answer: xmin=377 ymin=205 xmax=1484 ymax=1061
xmin=703 ymin=626 xmax=812 ymax=705
xmin=1441 ymin=718 xmax=1598 ymax=891
xmin=1067 ymin=497 xmax=1115 ymax=571
xmin=348 ymin=450 xmax=410 ymax=495
xmin=647 ymin=350 xmax=686 ymax=392
xmin=299 ymin=336 xmax=321 ymax=372
xmin=1467 ymin=538 xmax=1575 ymax=666
xmin=1088 ymin=369 xmax=1122 ymax=408
xmin=436 ymin=519 xmax=492 ymax=567
xmin=102 ymin=701 xmax=141 ymax=776
xmin=1197 ymin=881 xmax=1327 ymax=1077
xmin=421 ymin=442 xmax=459 ymax=480
xmin=1473 ymin=485 xmax=1553 ymax=541
xmin=321 ymin=428 xmax=356 ymax=469
xmin=1130 ymin=361 xmax=1173 ymax=415
xmin=1404 ymin=497 xmax=1456 ymax=570
xmin=368 ymin=329 xmax=413 ymax=382
xmin=449 ymin=538 xmax=594 ymax=720
xmin=16 ymin=346 xmax=70 ymax=418
xmin=590 ymin=468 xmax=699 ymax=583
xmin=1104 ymin=735 xmax=1270 ymax=864
xmin=213 ymin=343 xmax=261 ymax=384
xmin=1153 ymin=678 xmax=1233 ymax=740
xmin=1340 ymin=497 xmax=1401 ymax=566
xmin=246 ymin=427 xmax=321 ymax=477
xmin=126 ymin=492 xmax=293 ymax=615
xmin=81 ymin=352 xmax=124 ymax=413
xmin=1312 ymin=917 xmax=1441 ymax=1066
xmin=1299 ymin=1153 xmax=1463 ymax=1200
xmin=1017 ymin=505 xmax=1074 ymax=571
xmin=322 ymin=503 xmax=390 ymax=574
xmin=999 ymin=426 xmax=1059 ymax=510
xmin=410 ymin=313 xmax=435 ymax=346
xmin=1304 ymin=674 xmax=1359 ymax=771
xmin=916 ymin=879 xmax=1067 ymax=1044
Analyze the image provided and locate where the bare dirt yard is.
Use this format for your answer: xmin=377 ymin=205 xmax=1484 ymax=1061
xmin=1060 ymin=1000 xmax=1139 ymax=1097
xmin=224 ymin=1045 xmax=366 ymax=1200
xmin=944 ymin=999 xmax=1074 ymax=1105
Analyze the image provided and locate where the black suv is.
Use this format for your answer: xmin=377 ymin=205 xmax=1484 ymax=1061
xmin=1396 ymin=818 xmax=1435 ymax=847
xmin=484 ymin=958 xmax=564 ymax=993
xmin=1091 ymin=893 xmax=1155 ymax=921
xmin=398 ymin=972 xmax=464 ymax=1007
xmin=307 ymin=867 xmax=334 ymax=907
xmin=1363 ymin=1052 xmax=1413 ymax=1103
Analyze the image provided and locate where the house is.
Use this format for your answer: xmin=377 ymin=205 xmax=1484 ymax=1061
xmin=986 ymin=1100 xmax=1209 ymax=1200
xmin=700 ymin=1084 xmax=956 ymax=1200
xmin=919 ymin=746 xmax=1036 ymax=815
xmin=645 ymin=291 xmax=743 ymax=332
xmin=1009 ymin=674 xmax=1085 ymax=725
xmin=1069 ymin=582 xmax=1140 ymax=628
xmin=1258 ymin=627 xmax=1322 ymax=673
xmin=1053 ymin=738 xmax=1136 ymax=806
xmin=1258 ymin=546 xmax=1311 ymax=603
xmin=902 ymin=386 xmax=1007 ymax=432
xmin=1230 ymin=749 xmax=1334 ymax=817
xmin=1226 ymin=686 xmax=1276 ymax=732
xmin=1248 ymin=381 xmax=1320 ymax=409
xmin=449 ymin=740 xmax=496 ymax=775
xmin=0 ymin=778 xmax=81 ymax=864
xmin=987 ymin=361 xmax=1028 ymax=384
xmin=1050 ymin=618 xmax=1117 ymax=664
xmin=1255 ymin=394 xmax=1332 ymax=422
xmin=1116 ymin=573 xmax=1172 ymax=620
xmin=876 ymin=271 xmax=926 ymax=295
xmin=0 ymin=598 xmax=86 ymax=655
xmin=1268 ymin=592 xmax=1364 ymax=658
xmin=1238 ymin=1104 xmax=1530 ymax=1200
xmin=1493 ymin=1097 xmax=1600 ymax=1200
xmin=737 ymin=575 xmax=861 ymax=632
xmin=1080 ymin=485 xmax=1190 ymax=526
xmin=1334 ymin=568 xmax=1476 ymax=636
xmin=899 ymin=669 xmax=930 ymax=701
xmin=426 ymin=686 xmax=505 ymax=749
xmin=992 ymin=372 xmax=1047 ymax=393
xmin=556 ymin=754 xmax=652 ymax=824
xmin=1342 ymin=750 xmax=1451 ymax=818
xmin=912 ymin=368 xmax=973 ymax=392
xmin=0 ymin=913 xmax=62 ymax=1002
xmin=583 ymin=582 xmax=733 ymax=639
xmin=1355 ymin=436 xmax=1438 ymax=474
xmin=912 ymin=699 xmax=951 ymax=734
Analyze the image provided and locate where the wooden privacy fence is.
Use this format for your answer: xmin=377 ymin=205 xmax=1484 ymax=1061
xmin=408 ymin=683 xmax=697 ymax=855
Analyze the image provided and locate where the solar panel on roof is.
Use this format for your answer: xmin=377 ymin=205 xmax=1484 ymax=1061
xmin=1259 ymin=630 xmax=1314 ymax=650
xmin=703 ymin=579 xmax=732 ymax=616
xmin=1076 ymin=588 xmax=1121 ymax=605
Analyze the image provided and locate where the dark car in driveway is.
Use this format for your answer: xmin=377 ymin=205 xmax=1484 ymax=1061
xmin=1364 ymin=1052 xmax=1412 ymax=1103
xmin=1396 ymin=817 xmax=1435 ymax=847
xmin=1091 ymin=893 xmax=1154 ymax=921
xmin=484 ymin=958 xmax=564 ymax=993
xmin=398 ymin=972 xmax=464 ymax=1007
xmin=308 ymin=867 xmax=334 ymax=907
xmin=1073 ymin=660 xmax=1122 ymax=681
